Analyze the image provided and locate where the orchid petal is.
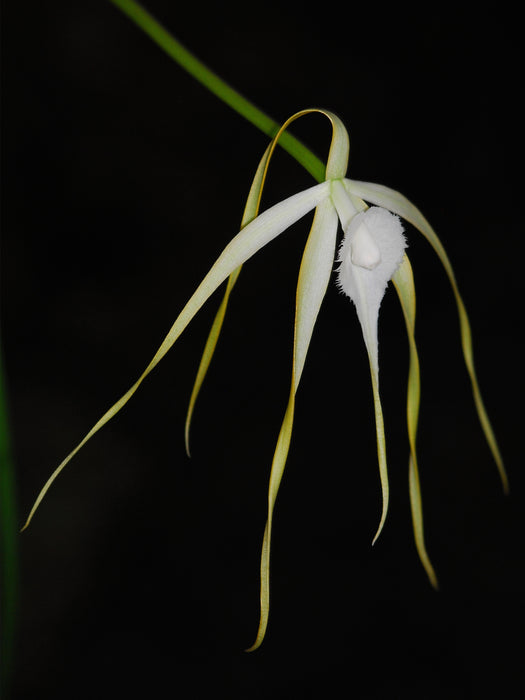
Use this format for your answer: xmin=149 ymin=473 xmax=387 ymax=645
xmin=185 ymin=143 xmax=273 ymax=455
xmin=246 ymin=195 xmax=339 ymax=651
xmin=186 ymin=109 xmax=349 ymax=454
xmin=22 ymin=180 xmax=330 ymax=530
xmin=346 ymin=179 xmax=508 ymax=493
xmin=392 ymin=255 xmax=438 ymax=588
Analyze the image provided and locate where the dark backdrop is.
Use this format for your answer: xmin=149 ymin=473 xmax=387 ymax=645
xmin=2 ymin=2 xmax=523 ymax=698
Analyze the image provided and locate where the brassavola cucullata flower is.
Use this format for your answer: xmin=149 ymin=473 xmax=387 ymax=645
xmin=22 ymin=109 xmax=507 ymax=651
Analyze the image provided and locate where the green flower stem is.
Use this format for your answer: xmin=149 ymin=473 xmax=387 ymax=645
xmin=108 ymin=0 xmax=326 ymax=183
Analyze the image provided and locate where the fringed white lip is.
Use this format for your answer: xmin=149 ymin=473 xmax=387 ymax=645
xmin=336 ymin=205 xmax=407 ymax=318
xmin=331 ymin=180 xmax=407 ymax=543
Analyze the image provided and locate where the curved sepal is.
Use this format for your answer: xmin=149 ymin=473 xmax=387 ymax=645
xmin=246 ymin=196 xmax=339 ymax=651
xmin=21 ymin=180 xmax=330 ymax=530
xmin=185 ymin=142 xmax=273 ymax=455
xmin=346 ymin=179 xmax=508 ymax=494
xmin=392 ymin=255 xmax=438 ymax=588
xmin=185 ymin=109 xmax=349 ymax=454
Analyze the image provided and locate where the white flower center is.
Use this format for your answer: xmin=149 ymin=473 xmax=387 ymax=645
xmin=336 ymin=205 xmax=407 ymax=302
xmin=350 ymin=220 xmax=382 ymax=269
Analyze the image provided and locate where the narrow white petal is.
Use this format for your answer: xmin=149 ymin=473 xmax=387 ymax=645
xmin=293 ymin=197 xmax=340 ymax=385
xmin=22 ymin=180 xmax=330 ymax=530
xmin=246 ymin=197 xmax=339 ymax=652
xmin=213 ymin=181 xmax=330 ymax=281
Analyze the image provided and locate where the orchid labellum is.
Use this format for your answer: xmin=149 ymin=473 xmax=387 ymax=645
xmin=22 ymin=109 xmax=507 ymax=651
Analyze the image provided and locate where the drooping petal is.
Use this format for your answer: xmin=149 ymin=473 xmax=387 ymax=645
xmin=22 ymin=180 xmax=331 ymax=530
xmin=392 ymin=255 xmax=438 ymax=588
xmin=246 ymin=196 xmax=339 ymax=651
xmin=346 ymin=178 xmax=508 ymax=493
xmin=184 ymin=266 xmax=241 ymax=456
xmin=332 ymin=181 xmax=407 ymax=543
xmin=185 ymin=142 xmax=273 ymax=455
xmin=186 ymin=109 xmax=350 ymax=454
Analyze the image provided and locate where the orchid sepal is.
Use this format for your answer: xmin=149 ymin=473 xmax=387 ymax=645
xmin=246 ymin=194 xmax=339 ymax=652
xmin=392 ymin=254 xmax=438 ymax=588
xmin=346 ymin=179 xmax=508 ymax=493
xmin=185 ymin=109 xmax=349 ymax=454
xmin=21 ymin=176 xmax=331 ymax=532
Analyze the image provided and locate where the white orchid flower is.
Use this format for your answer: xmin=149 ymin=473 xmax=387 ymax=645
xmin=22 ymin=109 xmax=507 ymax=652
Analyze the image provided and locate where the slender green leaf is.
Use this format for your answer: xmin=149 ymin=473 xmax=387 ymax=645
xmin=108 ymin=0 xmax=325 ymax=182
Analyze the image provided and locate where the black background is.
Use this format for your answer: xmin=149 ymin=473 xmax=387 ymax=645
xmin=2 ymin=2 xmax=523 ymax=698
